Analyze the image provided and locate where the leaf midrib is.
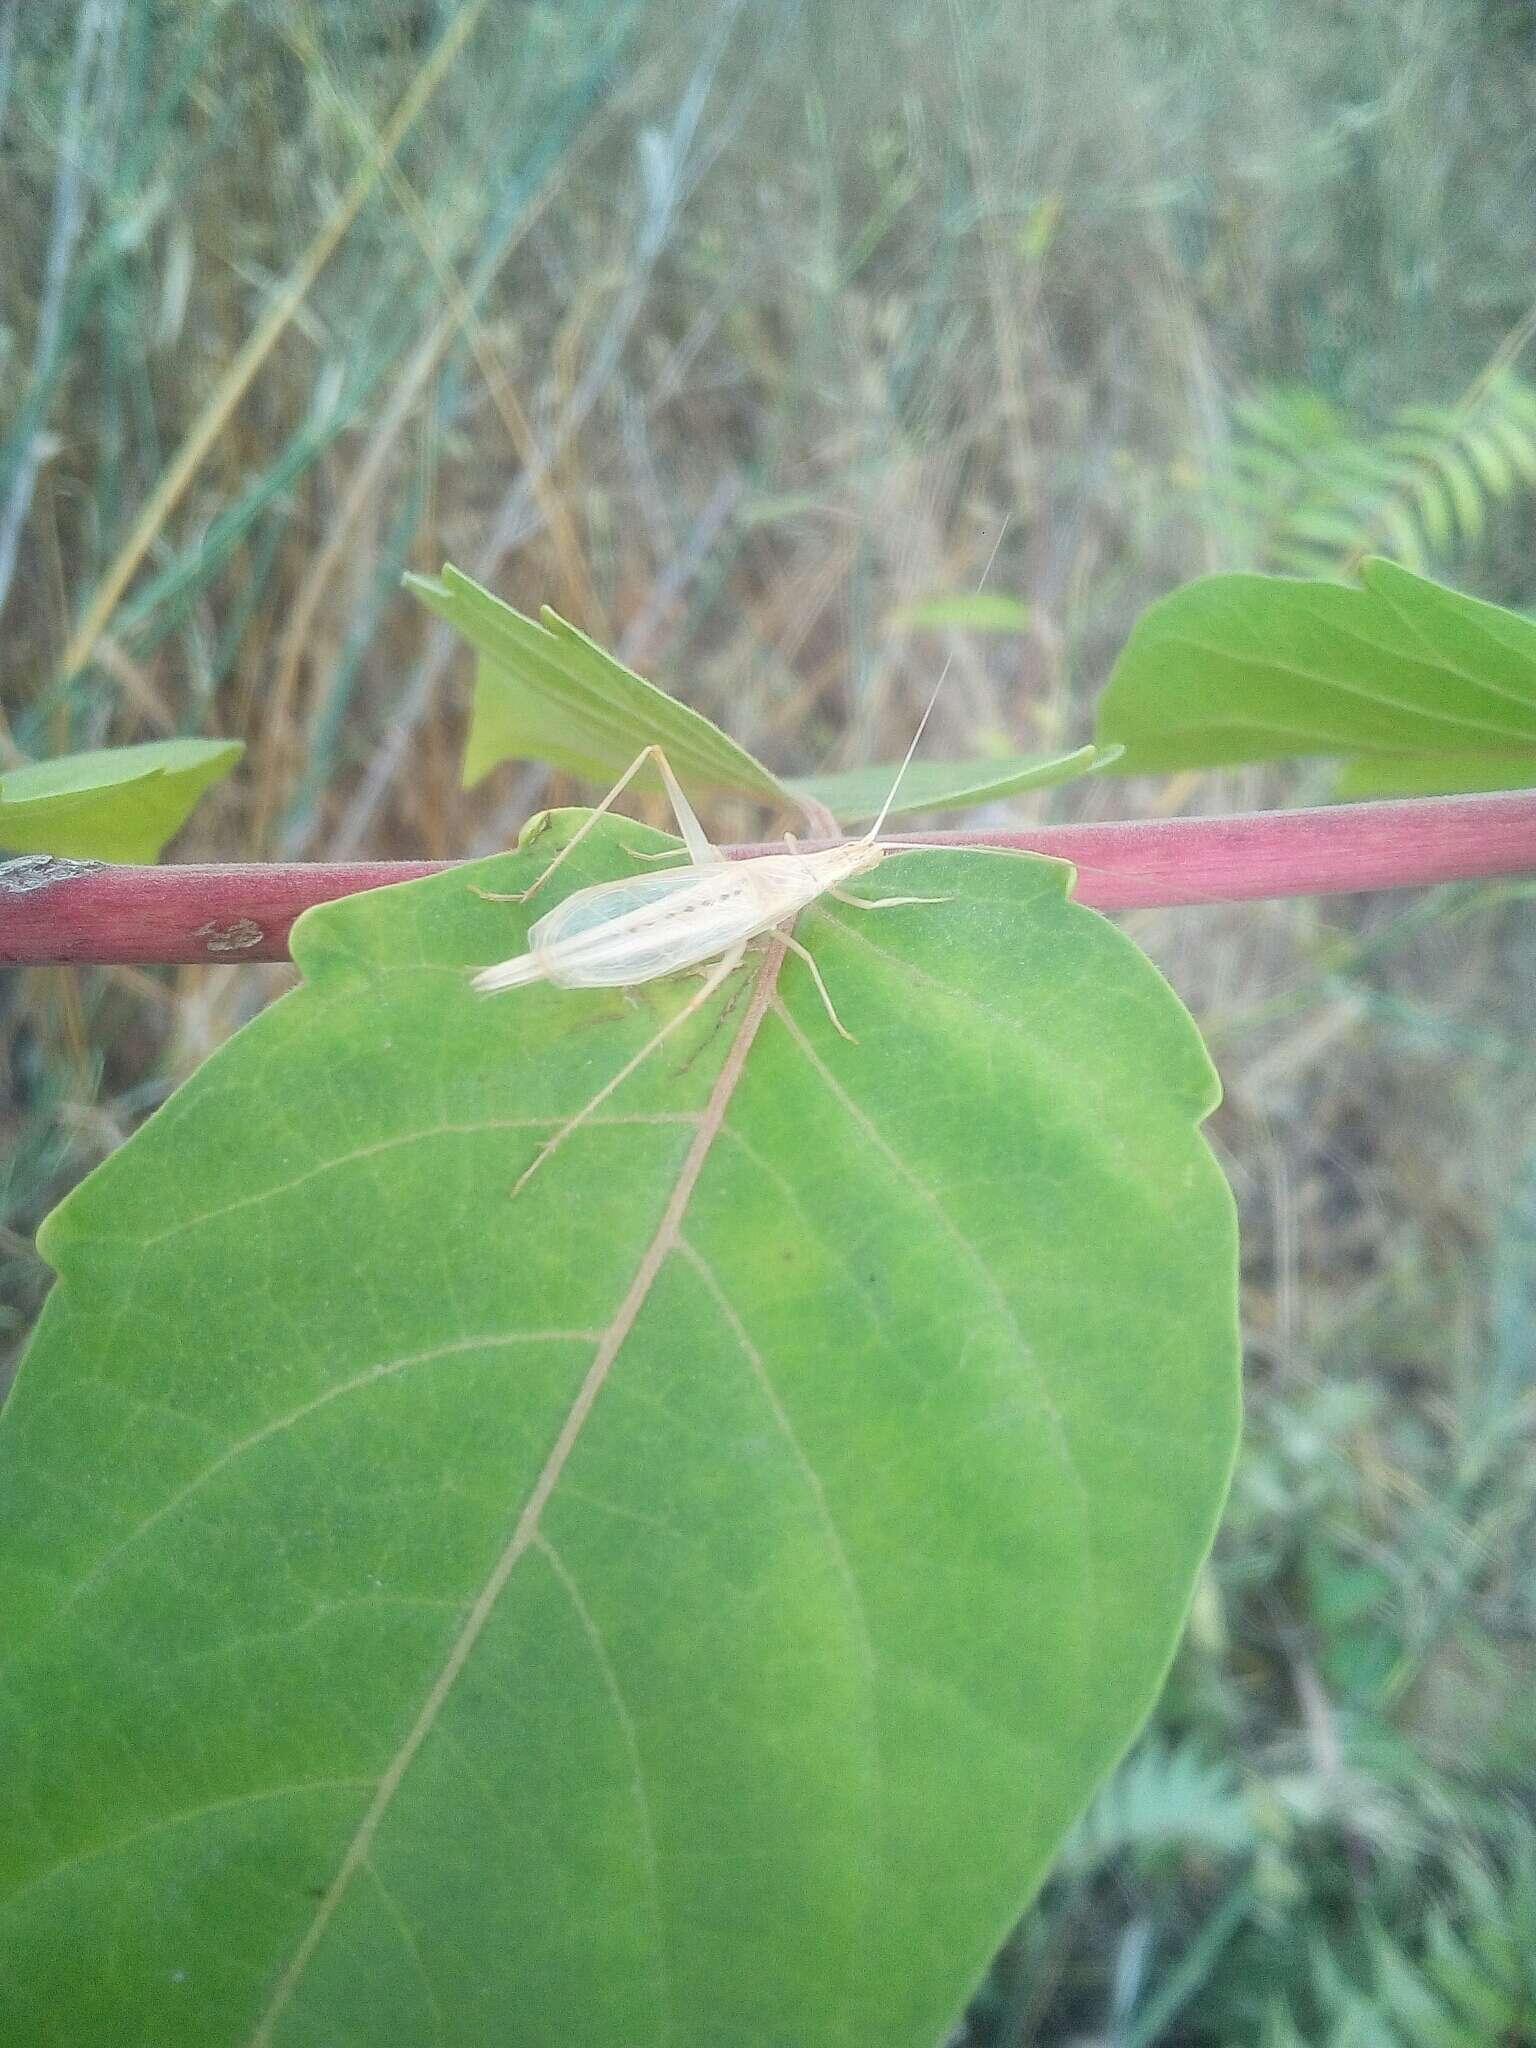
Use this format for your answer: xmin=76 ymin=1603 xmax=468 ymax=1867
xmin=247 ymin=943 xmax=788 ymax=2046
xmin=1149 ymin=627 xmax=1536 ymax=745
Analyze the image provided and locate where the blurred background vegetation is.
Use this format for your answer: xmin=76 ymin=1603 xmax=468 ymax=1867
xmin=3 ymin=1 xmax=1536 ymax=2039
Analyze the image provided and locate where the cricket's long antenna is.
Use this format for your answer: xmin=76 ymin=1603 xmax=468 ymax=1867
xmin=866 ymin=515 xmax=1013 ymax=841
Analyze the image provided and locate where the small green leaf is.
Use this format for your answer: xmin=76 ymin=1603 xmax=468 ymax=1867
xmin=1018 ymin=193 xmax=1062 ymax=261
xmin=1462 ymin=426 xmax=1515 ymax=499
xmin=1281 ymin=509 xmax=1373 ymax=552
xmin=408 ymin=566 xmax=788 ymax=805
xmin=1373 ymin=500 xmax=1428 ymax=569
xmin=889 ymin=591 xmax=1032 ymax=634
xmin=0 ymin=820 xmax=1238 ymax=2046
xmin=1096 ymin=557 xmax=1536 ymax=784
xmin=1486 ymin=413 xmax=1536 ymax=484
xmin=1409 ymin=468 xmax=1455 ymax=551
xmin=1436 ymin=448 xmax=1485 ymax=542
xmin=0 ymin=738 xmax=243 ymax=863
xmin=789 ymin=744 xmax=1106 ymax=823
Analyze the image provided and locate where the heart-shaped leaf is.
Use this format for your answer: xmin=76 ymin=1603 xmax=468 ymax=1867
xmin=1096 ymin=556 xmax=1536 ymax=795
xmin=788 ymin=743 xmax=1109 ymax=824
xmin=0 ymin=738 xmax=243 ymax=862
xmin=0 ymin=823 xmax=1239 ymax=2046
xmin=408 ymin=566 xmax=789 ymax=804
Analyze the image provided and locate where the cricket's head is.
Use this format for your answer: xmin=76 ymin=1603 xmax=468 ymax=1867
xmin=841 ymin=836 xmax=887 ymax=881
xmin=806 ymin=835 xmax=887 ymax=890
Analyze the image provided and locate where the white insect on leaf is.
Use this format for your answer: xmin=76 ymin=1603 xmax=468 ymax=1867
xmin=470 ymin=524 xmax=1011 ymax=1192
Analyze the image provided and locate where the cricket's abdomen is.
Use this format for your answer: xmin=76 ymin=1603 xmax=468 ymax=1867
xmin=526 ymin=857 xmax=822 ymax=988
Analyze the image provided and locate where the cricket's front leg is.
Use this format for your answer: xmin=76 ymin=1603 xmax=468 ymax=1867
xmin=469 ymin=744 xmax=723 ymax=910
xmin=777 ymin=928 xmax=856 ymax=1042
xmin=827 ymin=886 xmax=952 ymax=909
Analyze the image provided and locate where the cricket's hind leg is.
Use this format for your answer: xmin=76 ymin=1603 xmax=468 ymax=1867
xmin=510 ymin=943 xmax=746 ymax=1199
xmin=471 ymin=744 xmax=719 ymax=909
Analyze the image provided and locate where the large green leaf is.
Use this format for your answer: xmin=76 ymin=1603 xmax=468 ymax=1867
xmin=788 ymin=743 xmax=1109 ymax=824
xmin=1096 ymin=556 xmax=1536 ymax=793
xmin=0 ymin=820 xmax=1239 ymax=2047
xmin=1333 ymin=750 xmax=1536 ymax=798
xmin=407 ymin=566 xmax=790 ymax=804
xmin=0 ymin=738 xmax=243 ymax=862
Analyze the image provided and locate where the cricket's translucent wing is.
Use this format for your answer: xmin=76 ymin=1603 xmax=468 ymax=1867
xmin=529 ymin=863 xmax=792 ymax=987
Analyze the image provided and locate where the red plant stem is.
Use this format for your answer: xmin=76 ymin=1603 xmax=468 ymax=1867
xmin=3 ymin=790 xmax=1535 ymax=967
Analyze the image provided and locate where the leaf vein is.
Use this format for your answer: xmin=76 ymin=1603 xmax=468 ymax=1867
xmin=361 ymin=1857 xmax=446 ymax=2048
xmin=676 ymin=1238 xmax=877 ymax=1680
xmin=54 ymin=1333 xmax=596 ymax=1623
xmin=244 ymin=944 xmax=786 ymax=2044
xmin=768 ymin=998 xmax=1095 ymax=1588
xmin=535 ymin=1534 xmax=673 ymax=2045
xmin=140 ymin=1116 xmax=700 ymax=1245
xmin=675 ymin=1238 xmax=878 ymax=2034
xmin=0 ymin=1780 xmax=375 ymax=1918
xmin=1154 ymin=625 xmax=1536 ymax=743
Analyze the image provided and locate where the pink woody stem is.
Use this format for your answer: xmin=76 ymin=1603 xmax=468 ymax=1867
xmin=2 ymin=790 xmax=1535 ymax=967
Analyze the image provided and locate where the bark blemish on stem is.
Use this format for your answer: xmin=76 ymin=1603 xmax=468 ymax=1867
xmin=192 ymin=918 xmax=266 ymax=956
xmin=0 ymin=855 xmax=106 ymax=895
